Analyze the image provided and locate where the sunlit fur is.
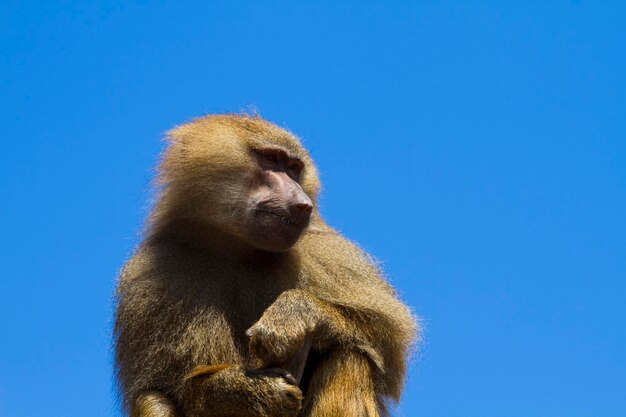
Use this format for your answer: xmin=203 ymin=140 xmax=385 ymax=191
xmin=114 ymin=114 xmax=419 ymax=417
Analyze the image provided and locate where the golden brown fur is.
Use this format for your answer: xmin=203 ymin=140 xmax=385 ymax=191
xmin=114 ymin=114 xmax=418 ymax=417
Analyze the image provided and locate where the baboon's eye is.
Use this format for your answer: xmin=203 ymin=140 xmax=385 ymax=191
xmin=258 ymin=152 xmax=278 ymax=168
xmin=287 ymin=164 xmax=303 ymax=180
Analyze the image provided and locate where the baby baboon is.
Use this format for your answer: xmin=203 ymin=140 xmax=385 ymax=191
xmin=114 ymin=114 xmax=418 ymax=417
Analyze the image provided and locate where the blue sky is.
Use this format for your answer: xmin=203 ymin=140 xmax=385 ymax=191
xmin=1 ymin=1 xmax=625 ymax=416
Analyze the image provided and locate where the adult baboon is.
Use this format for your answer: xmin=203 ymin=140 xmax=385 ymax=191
xmin=114 ymin=114 xmax=418 ymax=417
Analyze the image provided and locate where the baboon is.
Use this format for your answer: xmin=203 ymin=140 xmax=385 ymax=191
xmin=114 ymin=114 xmax=418 ymax=417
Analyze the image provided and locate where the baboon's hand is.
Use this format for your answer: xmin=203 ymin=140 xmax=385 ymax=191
xmin=246 ymin=368 xmax=304 ymax=417
xmin=246 ymin=290 xmax=319 ymax=366
xmin=185 ymin=365 xmax=303 ymax=417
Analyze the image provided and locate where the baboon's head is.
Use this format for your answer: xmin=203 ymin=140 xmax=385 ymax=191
xmin=156 ymin=114 xmax=320 ymax=251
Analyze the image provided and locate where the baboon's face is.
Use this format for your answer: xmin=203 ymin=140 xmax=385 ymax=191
xmin=241 ymin=146 xmax=313 ymax=252
xmin=162 ymin=117 xmax=318 ymax=251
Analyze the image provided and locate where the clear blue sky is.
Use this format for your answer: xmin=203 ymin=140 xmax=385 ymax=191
xmin=1 ymin=2 xmax=625 ymax=416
